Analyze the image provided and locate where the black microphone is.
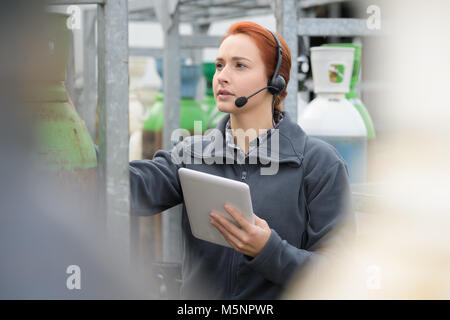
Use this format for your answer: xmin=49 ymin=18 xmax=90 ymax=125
xmin=235 ymin=86 xmax=278 ymax=107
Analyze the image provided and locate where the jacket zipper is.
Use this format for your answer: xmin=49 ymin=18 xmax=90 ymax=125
xmin=241 ymin=165 xmax=247 ymax=181
xmin=228 ymin=166 xmax=245 ymax=298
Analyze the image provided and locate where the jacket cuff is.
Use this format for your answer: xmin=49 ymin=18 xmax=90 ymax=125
xmin=243 ymin=228 xmax=283 ymax=270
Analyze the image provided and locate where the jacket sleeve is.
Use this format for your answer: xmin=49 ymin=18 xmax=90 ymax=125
xmin=129 ymin=147 xmax=184 ymax=216
xmin=243 ymin=159 xmax=356 ymax=286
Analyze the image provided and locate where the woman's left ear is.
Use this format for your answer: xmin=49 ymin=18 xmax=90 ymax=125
xmin=268 ymin=75 xmax=286 ymax=95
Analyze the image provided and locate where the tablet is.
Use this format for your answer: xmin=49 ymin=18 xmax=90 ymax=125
xmin=178 ymin=167 xmax=254 ymax=247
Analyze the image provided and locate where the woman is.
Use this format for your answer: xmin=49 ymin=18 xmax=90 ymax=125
xmin=130 ymin=21 xmax=355 ymax=299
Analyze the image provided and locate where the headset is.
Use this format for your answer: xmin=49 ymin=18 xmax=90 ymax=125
xmin=234 ymin=30 xmax=286 ymax=126
xmin=266 ymin=30 xmax=286 ymax=96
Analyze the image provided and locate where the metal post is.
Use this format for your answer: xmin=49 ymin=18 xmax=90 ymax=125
xmin=154 ymin=0 xmax=183 ymax=263
xmin=81 ymin=8 xmax=97 ymax=142
xmin=298 ymin=7 xmax=315 ymax=106
xmin=274 ymin=0 xmax=298 ymax=120
xmin=328 ymin=3 xmax=341 ymax=43
xmin=97 ymin=0 xmax=130 ymax=256
xmin=191 ymin=23 xmax=210 ymax=103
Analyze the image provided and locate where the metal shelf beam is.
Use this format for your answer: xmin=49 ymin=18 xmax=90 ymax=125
xmin=46 ymin=0 xmax=105 ymax=4
xmin=298 ymin=18 xmax=378 ymax=36
xmin=181 ymin=35 xmax=222 ymax=48
xmin=299 ymin=0 xmax=350 ymax=9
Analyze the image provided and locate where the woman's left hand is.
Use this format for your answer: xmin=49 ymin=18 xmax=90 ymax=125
xmin=210 ymin=204 xmax=271 ymax=257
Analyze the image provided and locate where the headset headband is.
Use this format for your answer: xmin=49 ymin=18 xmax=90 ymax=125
xmin=268 ymin=30 xmax=283 ymax=84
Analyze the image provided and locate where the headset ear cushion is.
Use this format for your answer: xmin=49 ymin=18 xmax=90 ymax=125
xmin=268 ymin=75 xmax=286 ymax=95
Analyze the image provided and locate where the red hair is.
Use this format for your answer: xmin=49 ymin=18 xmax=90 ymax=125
xmin=221 ymin=21 xmax=292 ymax=112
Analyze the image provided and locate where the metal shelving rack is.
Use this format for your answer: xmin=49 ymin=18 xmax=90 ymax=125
xmin=47 ymin=0 xmax=380 ymax=267
xmin=126 ymin=0 xmax=379 ymax=263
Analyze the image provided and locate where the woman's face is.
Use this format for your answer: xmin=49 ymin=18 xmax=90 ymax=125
xmin=213 ymin=33 xmax=270 ymax=114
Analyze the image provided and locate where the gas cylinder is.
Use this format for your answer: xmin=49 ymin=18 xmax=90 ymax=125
xmin=298 ymin=46 xmax=367 ymax=183
xmin=142 ymin=95 xmax=209 ymax=159
xmin=323 ymin=43 xmax=376 ymax=139
xmin=27 ymin=13 xmax=98 ymax=209
xmin=201 ymin=62 xmax=216 ymax=115
xmin=129 ymin=92 xmax=146 ymax=161
xmin=142 ymin=92 xmax=163 ymax=160
xmin=201 ymin=62 xmax=226 ymax=128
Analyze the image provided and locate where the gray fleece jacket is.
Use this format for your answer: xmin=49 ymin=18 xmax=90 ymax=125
xmin=129 ymin=111 xmax=355 ymax=299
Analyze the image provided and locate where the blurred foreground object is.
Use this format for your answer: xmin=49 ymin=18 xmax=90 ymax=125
xmin=284 ymin=192 xmax=450 ymax=299
xmin=284 ymin=0 xmax=450 ymax=299
xmin=0 ymin=2 xmax=153 ymax=299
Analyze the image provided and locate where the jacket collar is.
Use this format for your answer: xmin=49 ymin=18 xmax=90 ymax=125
xmin=188 ymin=111 xmax=307 ymax=166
